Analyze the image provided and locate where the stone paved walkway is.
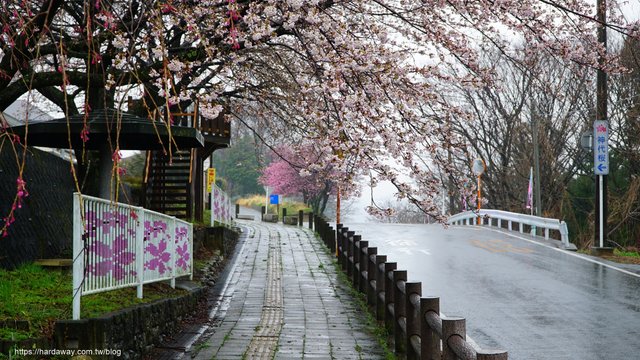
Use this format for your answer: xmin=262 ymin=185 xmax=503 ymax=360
xmin=191 ymin=220 xmax=385 ymax=360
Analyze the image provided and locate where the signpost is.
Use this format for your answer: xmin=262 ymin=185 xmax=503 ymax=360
xmin=206 ymin=168 xmax=216 ymax=193
xmin=593 ymin=120 xmax=609 ymax=248
xmin=270 ymin=194 xmax=280 ymax=217
xmin=472 ymin=158 xmax=486 ymax=225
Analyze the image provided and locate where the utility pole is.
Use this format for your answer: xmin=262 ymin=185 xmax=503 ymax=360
xmin=594 ymin=0 xmax=608 ymax=249
xmin=531 ymin=99 xmax=542 ymax=218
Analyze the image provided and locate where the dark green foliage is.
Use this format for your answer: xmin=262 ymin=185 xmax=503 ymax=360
xmin=211 ymin=135 xmax=264 ymax=196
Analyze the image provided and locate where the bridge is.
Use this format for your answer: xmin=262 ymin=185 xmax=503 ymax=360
xmin=332 ymin=209 xmax=640 ymax=359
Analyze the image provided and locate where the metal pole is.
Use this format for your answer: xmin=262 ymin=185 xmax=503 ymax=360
xmin=477 ymin=175 xmax=481 ymax=225
xmin=532 ymin=113 xmax=542 ymax=218
xmin=595 ymin=0 xmax=608 ymax=248
xmin=599 ymin=175 xmax=604 ymax=248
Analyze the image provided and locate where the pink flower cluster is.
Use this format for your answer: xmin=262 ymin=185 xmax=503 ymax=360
xmin=226 ymin=0 xmax=241 ymax=50
xmin=1 ymin=177 xmax=29 ymax=238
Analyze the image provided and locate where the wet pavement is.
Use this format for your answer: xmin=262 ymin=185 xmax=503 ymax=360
xmin=189 ymin=219 xmax=385 ymax=360
xmin=344 ymin=222 xmax=640 ymax=360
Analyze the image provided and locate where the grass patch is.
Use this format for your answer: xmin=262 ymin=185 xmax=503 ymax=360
xmin=317 ymin=245 xmax=395 ymax=360
xmin=614 ymin=249 xmax=640 ymax=258
xmin=331 ymin=260 xmax=396 ymax=360
xmin=236 ymin=194 xmax=311 ymax=217
xmin=0 ymin=264 xmax=71 ymax=339
xmin=0 ymin=263 xmax=187 ymax=342
xmin=0 ymin=328 xmax=31 ymax=342
xmin=582 ymin=247 xmax=640 ymax=265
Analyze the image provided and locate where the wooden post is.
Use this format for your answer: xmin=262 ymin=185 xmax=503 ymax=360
xmin=442 ymin=317 xmax=467 ymax=360
xmin=375 ymin=255 xmax=387 ymax=320
xmin=366 ymin=247 xmax=377 ymax=303
xmin=355 ymin=240 xmax=367 ymax=291
xmin=405 ymin=282 xmax=422 ymax=360
xmin=421 ymin=297 xmax=441 ymax=360
xmin=346 ymin=232 xmax=356 ymax=278
xmin=384 ymin=262 xmax=397 ymax=329
xmin=393 ymin=270 xmax=408 ymax=354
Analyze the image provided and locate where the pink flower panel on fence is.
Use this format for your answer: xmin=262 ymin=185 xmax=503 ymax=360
xmin=143 ymin=218 xmax=172 ymax=278
xmin=213 ymin=187 xmax=222 ymax=220
xmin=145 ymin=238 xmax=171 ymax=275
xmin=83 ymin=209 xmax=137 ymax=282
xmin=175 ymin=226 xmax=191 ymax=273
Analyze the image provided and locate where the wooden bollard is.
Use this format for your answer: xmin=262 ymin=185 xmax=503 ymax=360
xmin=384 ymin=262 xmax=397 ymax=329
xmin=393 ymin=270 xmax=407 ymax=354
xmin=366 ymin=247 xmax=377 ymax=302
xmin=442 ymin=317 xmax=472 ymax=360
xmin=405 ymin=282 xmax=422 ymax=360
xmin=375 ymin=255 xmax=387 ymax=320
xmin=421 ymin=297 xmax=441 ymax=360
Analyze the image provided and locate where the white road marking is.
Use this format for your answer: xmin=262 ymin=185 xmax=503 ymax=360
xmin=418 ymin=249 xmax=431 ymax=256
xmin=466 ymin=226 xmax=640 ymax=279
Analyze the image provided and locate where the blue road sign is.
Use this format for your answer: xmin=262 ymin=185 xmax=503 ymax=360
xmin=593 ymin=120 xmax=609 ymax=175
xmin=269 ymin=194 xmax=279 ymax=205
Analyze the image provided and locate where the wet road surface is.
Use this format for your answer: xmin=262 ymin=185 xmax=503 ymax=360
xmin=343 ymin=223 xmax=640 ymax=360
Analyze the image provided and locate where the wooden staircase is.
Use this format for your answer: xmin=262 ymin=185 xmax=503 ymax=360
xmin=143 ymin=149 xmax=194 ymax=219
xmin=141 ymin=105 xmax=230 ymax=221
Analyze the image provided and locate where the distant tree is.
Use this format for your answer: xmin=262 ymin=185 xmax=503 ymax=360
xmin=212 ymin=135 xmax=264 ymax=197
xmin=259 ymin=145 xmax=336 ymax=215
xmin=375 ymin=199 xmax=429 ymax=224
xmin=448 ymin=49 xmax=592 ymax=214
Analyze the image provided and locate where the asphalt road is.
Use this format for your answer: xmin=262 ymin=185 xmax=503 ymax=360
xmin=343 ymin=223 xmax=640 ymax=360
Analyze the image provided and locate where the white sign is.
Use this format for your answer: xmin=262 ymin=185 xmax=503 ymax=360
xmin=472 ymin=158 xmax=485 ymax=176
xmin=593 ymin=120 xmax=609 ymax=175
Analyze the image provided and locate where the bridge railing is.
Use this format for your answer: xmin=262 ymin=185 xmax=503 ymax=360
xmin=312 ymin=216 xmax=508 ymax=360
xmin=448 ymin=209 xmax=576 ymax=250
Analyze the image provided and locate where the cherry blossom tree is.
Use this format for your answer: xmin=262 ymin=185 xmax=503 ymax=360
xmin=1 ymin=0 xmax=639 ymax=235
xmin=259 ymin=145 xmax=338 ymax=215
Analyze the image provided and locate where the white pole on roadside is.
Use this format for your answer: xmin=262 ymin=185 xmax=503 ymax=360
xmin=599 ymin=175 xmax=604 ymax=248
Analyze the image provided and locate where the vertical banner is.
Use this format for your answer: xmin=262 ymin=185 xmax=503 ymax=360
xmin=207 ymin=168 xmax=216 ymax=193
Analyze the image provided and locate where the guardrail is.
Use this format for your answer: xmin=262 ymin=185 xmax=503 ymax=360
xmin=72 ymin=193 xmax=193 ymax=320
xmin=448 ymin=209 xmax=576 ymax=250
xmin=313 ymin=216 xmax=508 ymax=360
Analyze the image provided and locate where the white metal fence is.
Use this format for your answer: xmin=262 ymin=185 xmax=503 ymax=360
xmin=211 ymin=184 xmax=232 ymax=225
xmin=448 ymin=209 xmax=576 ymax=250
xmin=72 ymin=193 xmax=193 ymax=320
